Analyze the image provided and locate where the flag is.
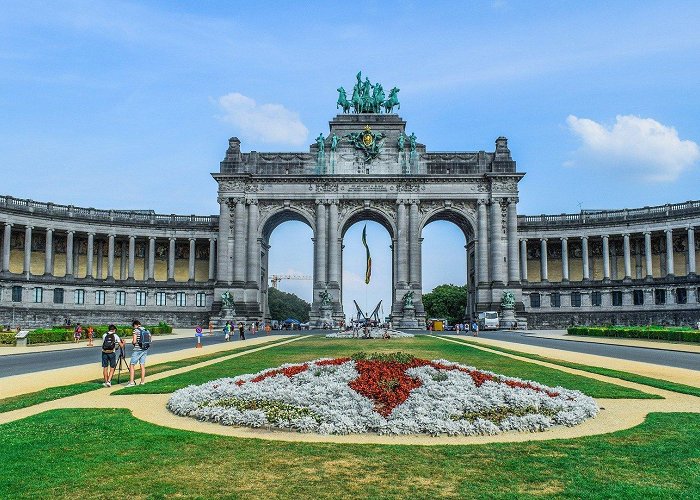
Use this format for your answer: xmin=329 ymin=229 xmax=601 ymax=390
xmin=362 ymin=224 xmax=372 ymax=284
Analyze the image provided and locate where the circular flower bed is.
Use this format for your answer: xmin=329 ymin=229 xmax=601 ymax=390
xmin=167 ymin=352 xmax=598 ymax=436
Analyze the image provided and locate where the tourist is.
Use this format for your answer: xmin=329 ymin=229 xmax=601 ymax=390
xmin=251 ymin=322 xmax=257 ymax=335
xmin=73 ymin=323 xmax=83 ymax=343
xmin=223 ymin=321 xmax=231 ymax=341
xmin=471 ymin=320 xmax=479 ymax=337
xmin=238 ymin=322 xmax=245 ymax=340
xmin=86 ymin=325 xmax=94 ymax=347
xmin=125 ymin=320 xmax=151 ymax=387
xmin=101 ymin=324 xmax=125 ymax=387
xmin=208 ymin=321 xmax=214 ymax=336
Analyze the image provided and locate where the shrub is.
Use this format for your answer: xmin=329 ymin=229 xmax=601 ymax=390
xmin=567 ymin=325 xmax=700 ymax=343
xmin=0 ymin=333 xmax=17 ymax=345
xmin=27 ymin=323 xmax=173 ymax=344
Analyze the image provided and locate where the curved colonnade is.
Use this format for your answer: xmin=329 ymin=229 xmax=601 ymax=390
xmin=2 ymin=193 xmax=699 ymax=328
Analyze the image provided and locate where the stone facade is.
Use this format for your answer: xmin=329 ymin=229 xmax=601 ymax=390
xmin=1 ymin=112 xmax=699 ymax=329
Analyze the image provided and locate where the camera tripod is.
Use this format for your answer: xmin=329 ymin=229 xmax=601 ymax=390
xmin=115 ymin=347 xmax=130 ymax=384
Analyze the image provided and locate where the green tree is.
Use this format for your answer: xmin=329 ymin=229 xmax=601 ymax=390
xmin=422 ymin=284 xmax=468 ymax=324
xmin=267 ymin=288 xmax=311 ymax=322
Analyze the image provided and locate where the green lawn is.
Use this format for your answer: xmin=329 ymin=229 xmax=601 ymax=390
xmin=114 ymin=335 xmax=654 ymax=399
xmin=443 ymin=336 xmax=700 ymax=398
xmin=0 ymin=409 xmax=697 ymax=498
xmin=0 ymin=338 xmax=291 ymax=414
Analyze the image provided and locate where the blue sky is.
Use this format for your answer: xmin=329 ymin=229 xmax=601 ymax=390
xmin=2 ymin=1 xmax=699 ymax=313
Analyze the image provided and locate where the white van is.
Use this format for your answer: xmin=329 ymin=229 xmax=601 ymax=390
xmin=478 ymin=311 xmax=500 ymax=330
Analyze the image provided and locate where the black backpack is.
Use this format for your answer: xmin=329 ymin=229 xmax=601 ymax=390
xmin=138 ymin=328 xmax=152 ymax=350
xmin=102 ymin=333 xmax=116 ymax=352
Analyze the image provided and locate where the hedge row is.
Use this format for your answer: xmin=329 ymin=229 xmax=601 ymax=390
xmin=28 ymin=322 xmax=172 ymax=345
xmin=0 ymin=333 xmax=16 ymax=345
xmin=567 ymin=325 xmax=700 ymax=343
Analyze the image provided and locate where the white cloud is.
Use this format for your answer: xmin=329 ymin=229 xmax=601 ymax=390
xmin=218 ymin=93 xmax=308 ymax=146
xmin=566 ymin=114 xmax=700 ymax=182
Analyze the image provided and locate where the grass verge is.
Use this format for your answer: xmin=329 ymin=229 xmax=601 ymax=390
xmin=115 ymin=335 xmax=655 ymax=399
xmin=0 ymin=409 xmax=697 ymax=498
xmin=0 ymin=338 xmax=291 ymax=413
xmin=444 ymin=336 xmax=700 ymax=398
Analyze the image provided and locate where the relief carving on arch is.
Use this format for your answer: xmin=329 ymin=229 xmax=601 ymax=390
xmin=218 ymin=180 xmax=244 ymax=192
xmin=491 ymin=178 xmax=518 ymax=192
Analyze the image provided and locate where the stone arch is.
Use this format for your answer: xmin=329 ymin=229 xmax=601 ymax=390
xmin=340 ymin=205 xmax=396 ymax=239
xmin=260 ymin=206 xmax=315 ymax=241
xmin=420 ymin=207 xmax=476 ymax=241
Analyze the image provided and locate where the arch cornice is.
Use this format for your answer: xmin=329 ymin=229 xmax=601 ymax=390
xmin=338 ymin=202 xmax=397 ymax=239
xmin=418 ymin=200 xmax=477 ymax=240
xmin=258 ymin=201 xmax=316 ymax=241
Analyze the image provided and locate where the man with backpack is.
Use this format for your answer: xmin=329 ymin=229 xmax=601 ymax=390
xmin=101 ymin=324 xmax=125 ymax=387
xmin=125 ymin=319 xmax=151 ymax=387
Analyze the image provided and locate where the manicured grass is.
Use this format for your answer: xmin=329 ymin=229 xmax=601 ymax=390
xmin=0 ymin=338 xmax=291 ymax=413
xmin=444 ymin=336 xmax=700 ymax=398
xmin=0 ymin=408 xmax=698 ymax=498
xmin=115 ymin=335 xmax=654 ymax=399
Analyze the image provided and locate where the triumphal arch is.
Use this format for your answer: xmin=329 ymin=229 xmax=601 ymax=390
xmin=212 ymin=73 xmax=524 ymax=327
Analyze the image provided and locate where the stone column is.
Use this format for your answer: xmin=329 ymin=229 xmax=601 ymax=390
xmin=314 ymin=201 xmax=327 ymax=286
xmin=665 ymin=229 xmax=674 ymax=276
xmin=519 ymin=239 xmax=528 ymax=282
xmin=560 ymin=237 xmax=569 ymax=282
xmin=66 ymin=230 xmax=74 ymax=277
xmin=168 ymin=237 xmax=176 ymax=281
xmin=581 ymin=236 xmax=590 ymax=280
xmin=408 ymin=200 xmax=421 ymax=286
xmin=644 ymin=231 xmax=653 ymax=278
xmin=246 ymin=200 xmax=259 ymax=285
xmin=188 ymin=238 xmax=196 ymax=282
xmin=477 ymin=200 xmax=489 ymax=284
xmin=540 ymin=238 xmax=548 ymax=282
xmin=216 ymin=197 xmax=231 ymax=283
xmin=397 ymin=201 xmax=408 ymax=285
xmin=328 ymin=201 xmax=340 ymax=286
xmin=2 ymin=223 xmax=11 ymax=273
xmin=86 ymin=232 xmax=94 ymax=278
xmin=97 ymin=240 xmax=103 ymax=279
xmin=147 ymin=237 xmax=155 ymax=281
xmin=44 ymin=228 xmax=53 ymax=276
xmin=687 ymin=227 xmax=696 ymax=275
xmin=490 ymin=199 xmax=506 ymax=284
xmin=128 ymin=235 xmax=136 ymax=280
xmin=23 ymin=226 xmax=33 ymax=275
xmin=107 ymin=234 xmax=115 ymax=280
xmin=623 ymin=233 xmax=631 ymax=279
xmin=602 ymin=235 xmax=610 ymax=280
xmin=208 ymin=238 xmax=216 ymax=281
xmin=233 ymin=200 xmax=247 ymax=283
xmin=507 ymin=198 xmax=519 ymax=283
xmin=119 ymin=241 xmax=127 ymax=279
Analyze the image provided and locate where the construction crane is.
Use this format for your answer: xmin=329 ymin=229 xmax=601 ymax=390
xmin=269 ymin=274 xmax=312 ymax=289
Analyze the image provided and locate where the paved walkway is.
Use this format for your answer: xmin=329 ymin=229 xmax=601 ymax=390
xmin=0 ymin=335 xmax=297 ymax=399
xmin=524 ymin=329 xmax=700 ymax=354
xmin=0 ymin=333 xmax=697 ymax=446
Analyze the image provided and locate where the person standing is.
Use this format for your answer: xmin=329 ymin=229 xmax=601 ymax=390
xmin=238 ymin=322 xmax=245 ymax=340
xmin=208 ymin=321 xmax=214 ymax=336
xmin=86 ymin=325 xmax=94 ymax=347
xmin=125 ymin=320 xmax=150 ymax=387
xmin=223 ymin=321 xmax=231 ymax=341
xmin=472 ymin=320 xmax=479 ymax=337
xmin=101 ymin=324 xmax=124 ymax=387
xmin=74 ymin=323 xmax=83 ymax=343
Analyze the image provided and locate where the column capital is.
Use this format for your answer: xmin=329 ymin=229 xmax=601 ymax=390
xmin=66 ymin=229 xmax=74 ymax=235
xmin=623 ymin=233 xmax=630 ymax=238
xmin=581 ymin=235 xmax=589 ymax=241
xmin=664 ymin=228 xmax=673 ymax=234
xmin=25 ymin=225 xmax=34 ymax=230
xmin=643 ymin=231 xmax=651 ymax=236
xmin=169 ymin=236 xmax=176 ymax=242
xmin=4 ymin=222 xmax=12 ymax=228
xmin=410 ymin=199 xmax=420 ymax=205
xmin=246 ymin=198 xmax=258 ymax=206
xmin=602 ymin=234 xmax=609 ymax=240
xmin=87 ymin=231 xmax=95 ymax=237
xmin=45 ymin=227 xmax=54 ymax=233
xmin=396 ymin=199 xmax=407 ymax=206
xmin=540 ymin=237 xmax=548 ymax=243
xmin=477 ymin=198 xmax=488 ymax=206
xmin=520 ymin=238 xmax=528 ymax=243
xmin=560 ymin=236 xmax=568 ymax=242
xmin=189 ymin=237 xmax=196 ymax=242
xmin=507 ymin=197 xmax=519 ymax=205
xmin=328 ymin=199 xmax=339 ymax=205
xmin=209 ymin=236 xmax=216 ymax=243
xmin=128 ymin=234 xmax=136 ymax=240
xmin=148 ymin=235 xmax=157 ymax=241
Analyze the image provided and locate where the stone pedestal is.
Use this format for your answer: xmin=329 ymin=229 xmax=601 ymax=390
xmin=315 ymin=305 xmax=334 ymax=328
xmin=211 ymin=306 xmax=237 ymax=328
xmin=398 ymin=306 xmax=420 ymax=329
xmin=500 ymin=307 xmax=516 ymax=329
